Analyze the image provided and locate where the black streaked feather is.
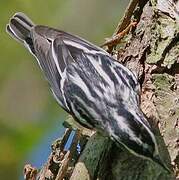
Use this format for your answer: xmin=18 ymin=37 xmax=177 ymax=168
xmin=7 ymin=12 xmax=171 ymax=173
xmin=52 ymin=37 xmax=74 ymax=72
xmin=13 ymin=12 xmax=34 ymax=27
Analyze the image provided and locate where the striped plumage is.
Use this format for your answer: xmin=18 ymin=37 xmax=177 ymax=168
xmin=7 ymin=12 xmax=170 ymax=173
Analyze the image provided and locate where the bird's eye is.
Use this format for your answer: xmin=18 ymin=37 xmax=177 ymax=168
xmin=47 ymin=38 xmax=51 ymax=43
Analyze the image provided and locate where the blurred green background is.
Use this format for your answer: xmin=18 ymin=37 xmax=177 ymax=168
xmin=0 ymin=0 xmax=128 ymax=179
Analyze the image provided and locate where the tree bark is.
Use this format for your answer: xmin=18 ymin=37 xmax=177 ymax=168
xmin=24 ymin=0 xmax=179 ymax=179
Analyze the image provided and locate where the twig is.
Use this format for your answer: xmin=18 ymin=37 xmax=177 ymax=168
xmin=23 ymin=128 xmax=88 ymax=180
xmin=101 ymin=0 xmax=139 ymax=52
xmin=101 ymin=21 xmax=137 ymax=47
xmin=113 ymin=0 xmax=139 ymax=35
xmin=55 ymin=130 xmax=81 ymax=180
xmin=23 ymin=129 xmax=73 ymax=180
xmin=24 ymin=164 xmax=38 ymax=180
xmin=52 ymin=128 xmax=72 ymax=153
xmin=55 ymin=151 xmax=71 ymax=180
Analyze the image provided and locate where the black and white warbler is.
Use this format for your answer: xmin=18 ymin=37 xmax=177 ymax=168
xmin=7 ymin=12 xmax=170 ymax=173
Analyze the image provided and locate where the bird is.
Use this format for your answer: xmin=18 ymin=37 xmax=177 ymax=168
xmin=6 ymin=12 xmax=171 ymax=173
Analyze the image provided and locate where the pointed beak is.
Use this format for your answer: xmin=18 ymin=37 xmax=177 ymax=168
xmin=153 ymin=155 xmax=172 ymax=174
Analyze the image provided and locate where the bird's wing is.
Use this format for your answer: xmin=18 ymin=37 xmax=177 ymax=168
xmin=30 ymin=25 xmax=109 ymax=115
xmin=7 ymin=12 xmax=140 ymax=127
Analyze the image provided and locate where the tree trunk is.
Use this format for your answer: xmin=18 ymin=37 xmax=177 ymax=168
xmin=24 ymin=0 xmax=179 ymax=179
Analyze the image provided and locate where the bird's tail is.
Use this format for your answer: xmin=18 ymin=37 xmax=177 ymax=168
xmin=6 ymin=12 xmax=35 ymax=43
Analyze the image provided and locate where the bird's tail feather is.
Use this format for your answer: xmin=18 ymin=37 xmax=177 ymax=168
xmin=6 ymin=12 xmax=34 ymax=43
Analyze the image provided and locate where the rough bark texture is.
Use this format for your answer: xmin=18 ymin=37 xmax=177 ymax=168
xmin=24 ymin=0 xmax=179 ymax=179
